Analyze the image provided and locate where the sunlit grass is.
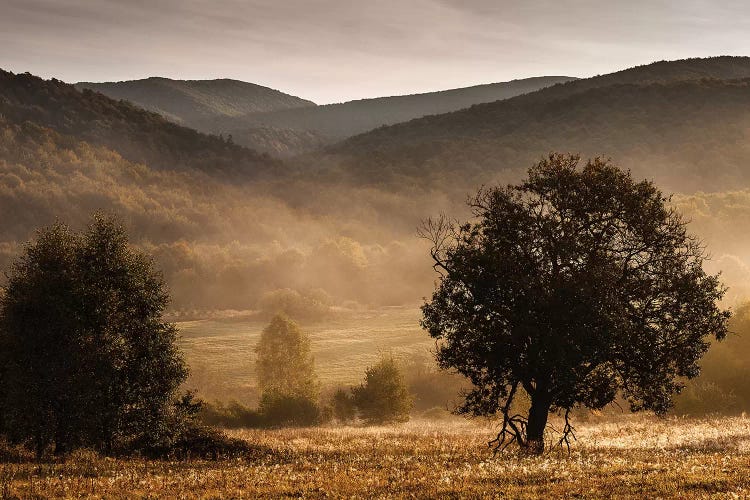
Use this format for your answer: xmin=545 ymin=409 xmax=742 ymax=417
xmin=179 ymin=307 xmax=432 ymax=398
xmin=1 ymin=415 xmax=750 ymax=498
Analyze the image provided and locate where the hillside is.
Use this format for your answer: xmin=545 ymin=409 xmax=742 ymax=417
xmin=4 ymin=59 xmax=750 ymax=319
xmin=0 ymin=70 xmax=278 ymax=175
xmin=209 ymin=76 xmax=576 ymax=150
xmin=317 ymin=57 xmax=750 ymax=193
xmin=76 ymin=77 xmax=315 ymax=124
xmin=220 ymin=125 xmax=329 ymax=157
xmin=0 ymin=71 xmax=437 ymax=314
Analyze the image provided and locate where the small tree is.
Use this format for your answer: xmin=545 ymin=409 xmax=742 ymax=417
xmin=352 ymin=356 xmax=412 ymax=424
xmin=421 ymin=154 xmax=730 ymax=454
xmin=0 ymin=215 xmax=189 ymax=456
xmin=255 ymin=315 xmax=320 ymax=425
xmin=256 ymin=315 xmax=318 ymax=398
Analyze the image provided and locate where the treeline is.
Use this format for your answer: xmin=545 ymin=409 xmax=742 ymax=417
xmin=0 ymin=214 xmax=462 ymax=461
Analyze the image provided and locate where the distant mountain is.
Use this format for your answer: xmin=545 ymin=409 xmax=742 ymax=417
xmin=76 ymin=77 xmax=315 ymax=125
xmin=1 ymin=70 xmax=278 ymax=176
xmin=316 ymin=56 xmax=750 ymax=193
xmin=208 ymin=76 xmax=577 ymax=152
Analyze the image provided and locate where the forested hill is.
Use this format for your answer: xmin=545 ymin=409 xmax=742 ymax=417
xmin=1 ymin=70 xmax=279 ymax=176
xmin=76 ymin=77 xmax=315 ymax=125
xmin=317 ymin=57 xmax=750 ymax=193
xmin=207 ymin=76 xmax=576 ymax=145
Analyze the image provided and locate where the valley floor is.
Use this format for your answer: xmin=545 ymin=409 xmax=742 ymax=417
xmin=1 ymin=416 xmax=750 ymax=498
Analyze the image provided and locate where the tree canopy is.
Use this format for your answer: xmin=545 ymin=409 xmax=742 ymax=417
xmin=0 ymin=214 xmax=188 ymax=456
xmin=255 ymin=315 xmax=319 ymax=400
xmin=421 ymin=154 xmax=730 ymax=453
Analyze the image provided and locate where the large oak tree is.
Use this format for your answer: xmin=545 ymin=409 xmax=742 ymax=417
xmin=421 ymin=154 xmax=730 ymax=454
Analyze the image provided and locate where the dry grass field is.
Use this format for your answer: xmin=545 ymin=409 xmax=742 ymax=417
xmin=1 ymin=415 xmax=750 ymax=498
xmin=178 ymin=307 xmax=432 ymax=401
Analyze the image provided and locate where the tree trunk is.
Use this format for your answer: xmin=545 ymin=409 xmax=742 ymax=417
xmin=525 ymin=396 xmax=550 ymax=455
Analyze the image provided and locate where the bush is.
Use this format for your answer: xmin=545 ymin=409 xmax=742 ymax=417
xmin=419 ymin=407 xmax=456 ymax=421
xmin=675 ymin=302 xmax=750 ymax=415
xmin=331 ymin=388 xmax=356 ymax=424
xmin=144 ymin=425 xmax=257 ymax=460
xmin=259 ymin=391 xmax=322 ymax=427
xmin=402 ymin=354 xmax=468 ymax=412
xmin=199 ymin=401 xmax=265 ymax=429
xmin=352 ymin=356 xmax=413 ymax=424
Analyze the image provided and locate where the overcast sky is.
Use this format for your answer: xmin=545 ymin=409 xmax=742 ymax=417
xmin=1 ymin=0 xmax=749 ymax=104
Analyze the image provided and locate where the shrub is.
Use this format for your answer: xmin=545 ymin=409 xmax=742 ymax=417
xmin=259 ymin=391 xmax=322 ymax=428
xmin=674 ymin=381 xmax=739 ymax=416
xmin=331 ymin=388 xmax=356 ymax=424
xmin=352 ymin=356 xmax=413 ymax=424
xmin=402 ymin=354 xmax=468 ymax=412
xmin=199 ymin=401 xmax=264 ymax=429
xmin=144 ymin=425 xmax=256 ymax=460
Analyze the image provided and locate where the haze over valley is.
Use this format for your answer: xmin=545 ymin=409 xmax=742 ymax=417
xmin=4 ymin=58 xmax=750 ymax=321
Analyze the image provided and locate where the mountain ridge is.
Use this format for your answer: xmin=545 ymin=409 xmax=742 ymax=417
xmin=76 ymin=77 xmax=316 ymax=121
xmin=309 ymin=56 xmax=750 ymax=193
xmin=207 ymin=76 xmax=578 ymax=145
xmin=1 ymin=70 xmax=279 ymax=176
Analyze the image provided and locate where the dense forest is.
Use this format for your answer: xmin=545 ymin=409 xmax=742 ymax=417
xmin=322 ymin=57 xmax=750 ymax=193
xmin=0 ymin=70 xmax=278 ymax=176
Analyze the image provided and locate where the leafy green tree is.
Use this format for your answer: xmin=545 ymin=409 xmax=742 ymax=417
xmin=421 ymin=154 xmax=730 ymax=454
xmin=0 ymin=214 xmax=188 ymax=456
xmin=352 ymin=356 xmax=412 ymax=424
xmin=255 ymin=315 xmax=318 ymax=400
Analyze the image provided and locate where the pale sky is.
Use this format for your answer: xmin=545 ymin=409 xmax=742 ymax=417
xmin=1 ymin=0 xmax=749 ymax=104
